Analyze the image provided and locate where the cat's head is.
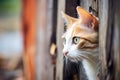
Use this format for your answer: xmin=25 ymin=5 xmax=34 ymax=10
xmin=62 ymin=6 xmax=99 ymax=63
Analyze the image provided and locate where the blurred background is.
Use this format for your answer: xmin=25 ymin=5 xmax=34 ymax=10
xmin=0 ymin=0 xmax=23 ymax=80
xmin=0 ymin=0 xmax=120 ymax=80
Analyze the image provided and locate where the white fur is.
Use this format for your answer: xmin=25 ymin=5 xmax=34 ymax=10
xmin=82 ymin=60 xmax=97 ymax=80
xmin=63 ymin=23 xmax=77 ymax=53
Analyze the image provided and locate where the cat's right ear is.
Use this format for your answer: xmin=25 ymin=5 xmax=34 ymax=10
xmin=61 ymin=11 xmax=77 ymax=25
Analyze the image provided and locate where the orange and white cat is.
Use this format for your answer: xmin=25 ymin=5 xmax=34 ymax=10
xmin=62 ymin=6 xmax=99 ymax=80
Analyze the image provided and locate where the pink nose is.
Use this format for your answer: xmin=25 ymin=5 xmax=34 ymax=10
xmin=63 ymin=51 xmax=68 ymax=56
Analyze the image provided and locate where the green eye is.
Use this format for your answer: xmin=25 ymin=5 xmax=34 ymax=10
xmin=72 ymin=37 xmax=80 ymax=44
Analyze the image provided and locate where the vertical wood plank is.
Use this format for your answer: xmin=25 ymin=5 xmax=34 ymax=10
xmin=36 ymin=0 xmax=54 ymax=80
xmin=114 ymin=1 xmax=120 ymax=80
xmin=80 ymin=0 xmax=92 ymax=10
xmin=22 ymin=0 xmax=36 ymax=80
xmin=103 ymin=0 xmax=120 ymax=80
xmin=56 ymin=0 xmax=65 ymax=80
xmin=99 ymin=0 xmax=120 ymax=80
xmin=98 ymin=0 xmax=108 ymax=79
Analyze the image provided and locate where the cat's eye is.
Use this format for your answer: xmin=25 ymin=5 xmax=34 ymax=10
xmin=72 ymin=37 xmax=80 ymax=44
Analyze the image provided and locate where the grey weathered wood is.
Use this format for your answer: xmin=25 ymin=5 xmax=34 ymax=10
xmin=36 ymin=0 xmax=54 ymax=80
xmin=99 ymin=0 xmax=108 ymax=79
xmin=56 ymin=0 xmax=65 ymax=80
xmin=99 ymin=0 xmax=120 ymax=80
xmin=114 ymin=1 xmax=120 ymax=80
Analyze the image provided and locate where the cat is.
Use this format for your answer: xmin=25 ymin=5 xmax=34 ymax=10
xmin=62 ymin=6 xmax=99 ymax=80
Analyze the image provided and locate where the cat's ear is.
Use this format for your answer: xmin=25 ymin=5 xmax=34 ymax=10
xmin=61 ymin=11 xmax=77 ymax=25
xmin=76 ymin=6 xmax=98 ymax=30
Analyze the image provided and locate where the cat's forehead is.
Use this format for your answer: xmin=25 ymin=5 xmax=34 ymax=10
xmin=66 ymin=22 xmax=94 ymax=36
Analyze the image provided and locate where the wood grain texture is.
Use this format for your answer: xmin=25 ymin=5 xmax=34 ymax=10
xmin=99 ymin=0 xmax=120 ymax=80
xmin=98 ymin=0 xmax=108 ymax=79
xmin=56 ymin=0 xmax=65 ymax=80
xmin=114 ymin=1 xmax=120 ymax=80
xmin=36 ymin=0 xmax=54 ymax=80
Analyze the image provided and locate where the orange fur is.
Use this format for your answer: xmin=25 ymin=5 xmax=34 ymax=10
xmin=76 ymin=7 xmax=98 ymax=30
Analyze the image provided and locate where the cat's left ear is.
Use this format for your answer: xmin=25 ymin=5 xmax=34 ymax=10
xmin=76 ymin=6 xmax=99 ymax=30
xmin=61 ymin=11 xmax=78 ymax=25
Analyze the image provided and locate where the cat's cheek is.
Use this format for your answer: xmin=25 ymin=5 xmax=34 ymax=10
xmin=70 ymin=45 xmax=78 ymax=51
xmin=68 ymin=49 xmax=78 ymax=57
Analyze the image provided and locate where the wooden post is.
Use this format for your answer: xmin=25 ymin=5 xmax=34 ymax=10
xmin=22 ymin=0 xmax=36 ymax=80
xmin=99 ymin=0 xmax=120 ymax=80
xmin=56 ymin=0 xmax=65 ymax=80
xmin=36 ymin=0 xmax=54 ymax=80
xmin=113 ymin=1 xmax=120 ymax=79
xmin=99 ymin=0 xmax=109 ymax=79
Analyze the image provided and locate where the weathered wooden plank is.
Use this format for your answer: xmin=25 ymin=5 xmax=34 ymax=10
xmin=36 ymin=0 xmax=54 ymax=80
xmin=98 ymin=0 xmax=108 ymax=79
xmin=56 ymin=0 xmax=65 ymax=80
xmin=113 ymin=1 xmax=120 ymax=80
xmin=105 ymin=0 xmax=120 ymax=80
xmin=22 ymin=0 xmax=36 ymax=80
xmin=99 ymin=0 xmax=120 ymax=80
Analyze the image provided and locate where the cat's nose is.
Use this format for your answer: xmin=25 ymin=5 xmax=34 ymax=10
xmin=63 ymin=51 xmax=68 ymax=56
